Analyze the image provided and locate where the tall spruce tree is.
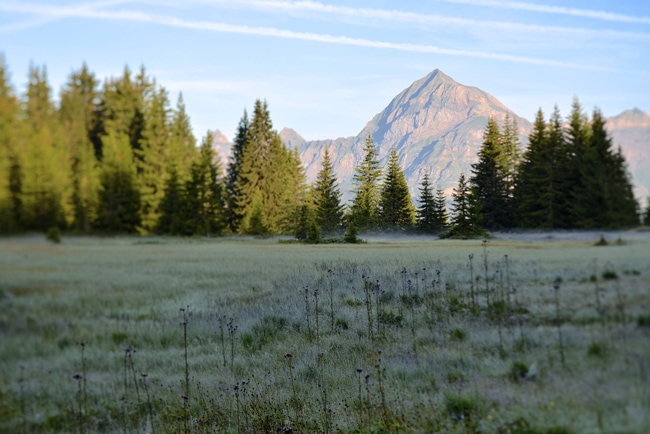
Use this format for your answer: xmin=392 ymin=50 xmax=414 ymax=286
xmin=20 ymin=64 xmax=73 ymax=230
xmin=470 ymin=118 xmax=510 ymax=229
xmin=227 ymin=110 xmax=249 ymax=232
xmin=235 ymin=100 xmax=306 ymax=234
xmin=157 ymin=165 xmax=184 ymax=235
xmin=590 ymin=109 xmax=638 ymax=227
xmin=445 ymin=173 xmax=485 ymax=238
xmin=59 ymin=64 xmax=101 ymax=231
xmin=517 ymin=107 xmax=571 ymax=229
xmin=181 ymin=132 xmax=227 ymax=236
xmin=433 ymin=187 xmax=449 ymax=230
xmin=0 ymin=56 xmax=19 ymax=233
xmin=349 ymin=134 xmax=381 ymax=231
xmin=137 ymin=85 xmax=171 ymax=233
xmin=96 ymin=127 xmax=141 ymax=232
xmin=312 ymin=146 xmax=344 ymax=232
xmin=416 ymin=172 xmax=436 ymax=232
xmin=499 ymin=114 xmax=521 ymax=221
xmin=379 ymin=148 xmax=415 ymax=229
xmin=167 ymin=93 xmax=197 ymax=183
xmin=416 ymin=172 xmax=448 ymax=233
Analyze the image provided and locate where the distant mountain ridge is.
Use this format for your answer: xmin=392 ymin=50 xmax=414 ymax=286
xmin=214 ymin=69 xmax=649 ymax=207
xmin=282 ymin=69 xmax=532 ymax=201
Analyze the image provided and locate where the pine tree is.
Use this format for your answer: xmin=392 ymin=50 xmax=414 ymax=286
xmin=20 ymin=64 xmax=73 ymax=230
xmin=416 ymin=172 xmax=435 ymax=232
xmin=379 ymin=148 xmax=415 ymax=230
xmin=590 ymin=109 xmax=638 ymax=227
xmin=349 ymin=134 xmax=381 ymax=231
xmin=416 ymin=173 xmax=448 ymax=233
xmin=59 ymin=64 xmax=101 ymax=231
xmin=500 ymin=114 xmax=522 ymax=222
xmin=167 ymin=93 xmax=197 ymax=184
xmin=235 ymin=100 xmax=306 ymax=235
xmin=157 ymin=165 xmax=184 ymax=235
xmin=517 ymin=107 xmax=571 ymax=229
xmin=444 ymin=173 xmax=485 ymax=238
xmin=470 ymin=118 xmax=510 ymax=229
xmin=181 ymin=132 xmax=227 ymax=236
xmin=227 ymin=110 xmax=249 ymax=232
xmin=566 ymin=98 xmax=592 ymax=227
xmin=433 ymin=187 xmax=449 ymax=231
xmin=96 ymin=127 xmax=141 ymax=232
xmin=313 ymin=146 xmax=344 ymax=233
xmin=137 ymin=85 xmax=171 ymax=233
xmin=643 ymin=199 xmax=650 ymax=226
xmin=97 ymin=66 xmax=148 ymax=159
xmin=0 ymin=55 xmax=19 ymax=233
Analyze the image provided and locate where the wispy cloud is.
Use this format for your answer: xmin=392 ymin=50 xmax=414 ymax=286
xmin=0 ymin=0 xmax=132 ymax=32
xmin=231 ymin=0 xmax=650 ymax=39
xmin=0 ymin=2 xmax=610 ymax=69
xmin=439 ymin=0 xmax=650 ymax=24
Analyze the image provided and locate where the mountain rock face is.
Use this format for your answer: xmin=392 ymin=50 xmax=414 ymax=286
xmin=215 ymin=69 xmax=648 ymax=209
xmin=606 ymin=108 xmax=650 ymax=204
xmin=283 ymin=69 xmax=532 ymax=202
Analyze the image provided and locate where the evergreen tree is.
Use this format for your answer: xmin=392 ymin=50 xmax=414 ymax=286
xmin=416 ymin=171 xmax=435 ymax=232
xmin=235 ymin=100 xmax=306 ymax=235
xmin=433 ymin=187 xmax=449 ymax=229
xmin=643 ymin=199 xmax=650 ymax=226
xmin=566 ymin=98 xmax=593 ymax=227
xmin=517 ymin=107 xmax=571 ymax=229
xmin=96 ymin=127 xmax=141 ymax=232
xmin=0 ymin=55 xmax=19 ymax=233
xmin=470 ymin=118 xmax=510 ymax=229
xmin=181 ymin=132 xmax=227 ymax=236
xmin=20 ymin=64 xmax=73 ymax=230
xmin=227 ymin=110 xmax=249 ymax=232
xmin=312 ymin=146 xmax=344 ymax=233
xmin=416 ymin=173 xmax=448 ymax=233
xmin=349 ymin=134 xmax=381 ymax=231
xmin=157 ymin=165 xmax=184 ymax=235
xmin=167 ymin=93 xmax=197 ymax=184
xmin=59 ymin=64 xmax=101 ymax=231
xmin=444 ymin=173 xmax=485 ymax=238
xmin=499 ymin=114 xmax=522 ymax=221
xmin=379 ymin=148 xmax=415 ymax=229
xmin=589 ymin=109 xmax=638 ymax=227
xmin=137 ymin=85 xmax=171 ymax=233
xmin=97 ymin=66 xmax=148 ymax=159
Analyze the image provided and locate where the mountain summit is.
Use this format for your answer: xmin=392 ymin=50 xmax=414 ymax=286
xmin=284 ymin=69 xmax=531 ymax=200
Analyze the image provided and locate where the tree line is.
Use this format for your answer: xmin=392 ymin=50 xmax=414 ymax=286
xmin=0 ymin=57 xmax=647 ymax=238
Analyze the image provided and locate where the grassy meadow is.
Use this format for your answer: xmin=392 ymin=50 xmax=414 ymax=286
xmin=0 ymin=233 xmax=649 ymax=433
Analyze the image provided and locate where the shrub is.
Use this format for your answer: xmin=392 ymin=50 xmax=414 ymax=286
xmin=602 ymin=270 xmax=618 ymax=280
xmin=587 ymin=342 xmax=605 ymax=357
xmin=594 ymin=235 xmax=608 ymax=246
xmin=46 ymin=226 xmax=61 ymax=243
xmin=637 ymin=314 xmax=650 ymax=328
xmin=378 ymin=310 xmax=403 ymax=326
xmin=449 ymin=327 xmax=466 ymax=342
xmin=444 ymin=392 xmax=481 ymax=422
xmin=509 ymin=361 xmax=529 ymax=382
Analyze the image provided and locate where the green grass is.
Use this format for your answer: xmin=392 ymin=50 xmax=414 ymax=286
xmin=0 ymin=234 xmax=649 ymax=433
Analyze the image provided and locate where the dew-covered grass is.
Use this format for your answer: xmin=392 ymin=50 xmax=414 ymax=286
xmin=0 ymin=233 xmax=649 ymax=433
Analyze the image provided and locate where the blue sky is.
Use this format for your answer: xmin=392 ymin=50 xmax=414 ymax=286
xmin=1 ymin=0 xmax=649 ymax=141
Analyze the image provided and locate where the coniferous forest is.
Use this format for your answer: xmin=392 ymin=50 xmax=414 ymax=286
xmin=0 ymin=58 xmax=644 ymax=238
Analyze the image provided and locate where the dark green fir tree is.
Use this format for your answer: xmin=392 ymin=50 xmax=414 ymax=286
xmin=312 ymin=146 xmax=344 ymax=233
xmin=379 ymin=148 xmax=415 ymax=230
xmin=349 ymin=133 xmax=381 ymax=231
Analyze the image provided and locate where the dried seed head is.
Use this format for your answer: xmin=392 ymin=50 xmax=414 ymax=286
xmin=284 ymin=353 xmax=293 ymax=359
xmin=356 ymin=368 xmax=363 ymax=373
xmin=73 ymin=374 xmax=82 ymax=380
